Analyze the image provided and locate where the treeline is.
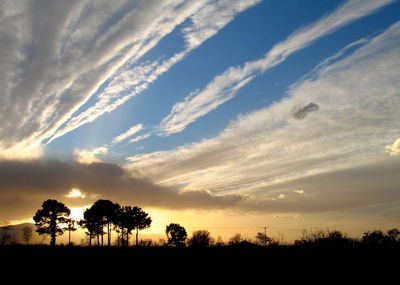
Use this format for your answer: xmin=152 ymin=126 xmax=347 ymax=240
xmin=32 ymin=199 xmax=151 ymax=246
xmin=1 ymin=198 xmax=400 ymax=248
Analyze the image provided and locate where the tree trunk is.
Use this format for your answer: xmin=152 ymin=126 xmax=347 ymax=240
xmin=136 ymin=228 xmax=139 ymax=246
xmin=50 ymin=233 xmax=56 ymax=246
xmin=108 ymin=223 xmax=111 ymax=246
xmin=50 ymin=214 xmax=56 ymax=246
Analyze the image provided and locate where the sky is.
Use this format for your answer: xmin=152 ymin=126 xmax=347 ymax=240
xmin=1 ymin=0 xmax=400 ymax=242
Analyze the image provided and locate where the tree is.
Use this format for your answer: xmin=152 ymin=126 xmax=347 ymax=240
xmin=255 ymin=232 xmax=272 ymax=246
xmin=166 ymin=223 xmax=187 ymax=247
xmin=187 ymin=230 xmax=214 ymax=247
xmin=133 ymin=207 xmax=152 ymax=246
xmin=33 ymin=199 xmax=70 ymax=246
xmin=90 ymin=200 xmax=120 ymax=246
xmin=0 ymin=220 xmax=11 ymax=245
xmin=65 ymin=218 xmax=77 ymax=246
xmin=228 ymin=233 xmax=243 ymax=246
xmin=387 ymin=228 xmax=400 ymax=242
xmin=22 ymin=226 xmax=33 ymax=245
xmin=79 ymin=207 xmax=102 ymax=246
xmin=116 ymin=206 xmax=136 ymax=246
xmin=361 ymin=230 xmax=388 ymax=245
xmin=116 ymin=206 xmax=152 ymax=246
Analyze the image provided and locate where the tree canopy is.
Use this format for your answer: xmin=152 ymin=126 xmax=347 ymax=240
xmin=166 ymin=223 xmax=187 ymax=247
xmin=33 ymin=199 xmax=70 ymax=246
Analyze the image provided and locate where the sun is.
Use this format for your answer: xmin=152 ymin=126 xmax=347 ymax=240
xmin=66 ymin=188 xmax=85 ymax=198
xmin=69 ymin=206 xmax=90 ymax=221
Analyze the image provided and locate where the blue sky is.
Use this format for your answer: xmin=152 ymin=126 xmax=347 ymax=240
xmin=44 ymin=0 xmax=400 ymax=158
xmin=1 ymin=0 xmax=400 ymax=239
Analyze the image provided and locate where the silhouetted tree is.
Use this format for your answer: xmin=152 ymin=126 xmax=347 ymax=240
xmin=133 ymin=207 xmax=151 ymax=246
xmin=215 ymin=236 xmax=225 ymax=247
xmin=255 ymin=232 xmax=272 ymax=246
xmin=362 ymin=230 xmax=385 ymax=245
xmin=294 ymin=229 xmax=353 ymax=247
xmin=228 ymin=233 xmax=243 ymax=245
xmin=116 ymin=206 xmax=136 ymax=246
xmin=22 ymin=226 xmax=33 ymax=245
xmin=33 ymin=199 xmax=70 ymax=246
xmin=79 ymin=207 xmax=102 ymax=246
xmin=90 ymin=200 xmax=120 ymax=246
xmin=187 ymin=230 xmax=214 ymax=247
xmin=387 ymin=228 xmax=400 ymax=242
xmin=0 ymin=220 xmax=11 ymax=245
xmin=116 ymin=206 xmax=151 ymax=246
xmin=166 ymin=223 xmax=187 ymax=247
xmin=65 ymin=218 xmax=77 ymax=245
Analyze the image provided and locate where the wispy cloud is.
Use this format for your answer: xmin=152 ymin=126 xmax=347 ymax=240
xmin=130 ymin=133 xmax=151 ymax=143
xmin=183 ymin=0 xmax=262 ymax=49
xmin=3 ymin=0 xmax=263 ymax=157
xmin=112 ymin=123 xmax=143 ymax=144
xmin=46 ymin=0 xmax=261 ymax=144
xmin=127 ymin=21 xmax=400 ymax=212
xmin=158 ymin=0 xmax=395 ymax=136
xmin=1 ymin=0 xmax=205 ymax=157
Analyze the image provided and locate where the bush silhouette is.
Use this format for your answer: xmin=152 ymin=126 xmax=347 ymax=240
xmin=187 ymin=230 xmax=214 ymax=247
xmin=166 ymin=223 xmax=187 ymax=247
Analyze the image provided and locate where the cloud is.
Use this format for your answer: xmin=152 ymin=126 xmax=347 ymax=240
xmin=3 ymin=157 xmax=400 ymax=221
xmin=277 ymin=194 xmax=286 ymax=200
xmin=112 ymin=123 xmax=143 ymax=144
xmin=46 ymin=0 xmax=261 ymax=144
xmin=130 ymin=133 xmax=151 ymax=143
xmin=244 ymin=159 xmax=400 ymax=213
xmin=158 ymin=0 xmax=395 ymax=135
xmin=183 ymin=0 xmax=262 ymax=49
xmin=74 ymin=147 xmax=108 ymax=164
xmin=0 ymin=159 xmax=246 ymax=220
xmin=385 ymin=138 xmax=400 ymax=156
xmin=126 ymin=21 xmax=400 ymax=211
xmin=290 ymin=102 xmax=320 ymax=120
xmin=0 ymin=0 xmax=225 ymax=155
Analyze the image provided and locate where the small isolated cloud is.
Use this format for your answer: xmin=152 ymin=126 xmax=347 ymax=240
xmin=290 ymin=102 xmax=320 ymax=120
xmin=385 ymin=138 xmax=400 ymax=156
xmin=278 ymin=194 xmax=287 ymax=199
xmin=293 ymin=189 xmax=305 ymax=194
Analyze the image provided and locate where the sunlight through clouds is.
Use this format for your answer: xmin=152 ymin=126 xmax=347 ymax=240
xmin=66 ymin=188 xmax=86 ymax=198
xmin=385 ymin=138 xmax=400 ymax=156
xmin=1 ymin=0 xmax=400 ymax=236
xmin=74 ymin=147 xmax=108 ymax=164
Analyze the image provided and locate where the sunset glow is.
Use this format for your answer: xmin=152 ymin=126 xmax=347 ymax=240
xmin=69 ymin=206 xmax=90 ymax=222
xmin=0 ymin=0 xmax=399 ymax=244
xmin=66 ymin=189 xmax=85 ymax=199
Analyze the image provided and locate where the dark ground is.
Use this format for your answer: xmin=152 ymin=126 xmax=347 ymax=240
xmin=1 ymin=244 xmax=398 ymax=276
